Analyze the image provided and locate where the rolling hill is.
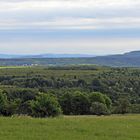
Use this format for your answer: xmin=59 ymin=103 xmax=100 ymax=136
xmin=0 ymin=51 xmax=140 ymax=67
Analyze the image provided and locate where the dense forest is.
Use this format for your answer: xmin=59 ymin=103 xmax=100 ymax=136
xmin=0 ymin=65 xmax=139 ymax=117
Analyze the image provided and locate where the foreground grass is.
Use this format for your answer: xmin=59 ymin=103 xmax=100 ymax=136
xmin=0 ymin=115 xmax=139 ymax=140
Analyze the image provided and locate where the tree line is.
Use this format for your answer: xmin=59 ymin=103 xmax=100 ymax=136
xmin=0 ymin=89 xmax=138 ymax=117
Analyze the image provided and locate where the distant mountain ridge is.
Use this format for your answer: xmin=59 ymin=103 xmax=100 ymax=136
xmin=0 ymin=54 xmax=96 ymax=59
xmin=0 ymin=50 xmax=140 ymax=67
xmin=124 ymin=51 xmax=140 ymax=57
xmin=89 ymin=50 xmax=140 ymax=67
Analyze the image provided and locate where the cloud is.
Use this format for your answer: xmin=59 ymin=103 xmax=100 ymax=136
xmin=0 ymin=0 xmax=140 ymax=54
xmin=0 ymin=0 xmax=140 ymax=30
xmin=0 ymin=0 xmax=140 ymax=31
xmin=0 ymin=17 xmax=140 ymax=31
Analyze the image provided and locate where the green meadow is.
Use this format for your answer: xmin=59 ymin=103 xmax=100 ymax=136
xmin=0 ymin=115 xmax=139 ymax=140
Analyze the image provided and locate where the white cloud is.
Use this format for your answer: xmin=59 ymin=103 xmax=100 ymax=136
xmin=0 ymin=0 xmax=140 ymax=30
xmin=0 ymin=17 xmax=140 ymax=30
xmin=0 ymin=0 xmax=140 ymax=16
xmin=0 ymin=0 xmax=140 ymax=54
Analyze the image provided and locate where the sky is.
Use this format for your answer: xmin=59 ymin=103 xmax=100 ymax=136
xmin=0 ymin=0 xmax=140 ymax=55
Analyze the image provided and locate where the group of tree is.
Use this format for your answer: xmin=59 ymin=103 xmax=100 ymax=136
xmin=60 ymin=91 xmax=112 ymax=115
xmin=0 ymin=66 xmax=139 ymax=117
xmin=1 ymin=89 xmax=112 ymax=117
xmin=0 ymin=89 xmax=61 ymax=117
xmin=0 ymin=68 xmax=140 ymax=105
xmin=0 ymin=88 xmax=138 ymax=118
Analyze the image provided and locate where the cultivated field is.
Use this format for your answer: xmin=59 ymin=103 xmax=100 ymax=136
xmin=0 ymin=115 xmax=139 ymax=140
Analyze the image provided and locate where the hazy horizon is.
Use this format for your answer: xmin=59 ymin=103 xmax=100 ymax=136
xmin=0 ymin=49 xmax=139 ymax=56
xmin=0 ymin=0 xmax=140 ymax=55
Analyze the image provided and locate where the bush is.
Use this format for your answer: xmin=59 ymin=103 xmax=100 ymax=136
xmin=114 ymin=98 xmax=131 ymax=114
xmin=90 ymin=102 xmax=110 ymax=115
xmin=5 ymin=99 xmax=21 ymax=116
xmin=89 ymin=92 xmax=112 ymax=109
xmin=103 ymin=95 xmax=112 ymax=109
xmin=30 ymin=93 xmax=62 ymax=117
xmin=130 ymin=104 xmax=140 ymax=113
xmin=89 ymin=92 xmax=106 ymax=104
xmin=60 ymin=91 xmax=90 ymax=115
xmin=0 ymin=91 xmax=8 ymax=115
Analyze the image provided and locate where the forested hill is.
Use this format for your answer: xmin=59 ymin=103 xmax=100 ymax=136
xmin=0 ymin=51 xmax=140 ymax=67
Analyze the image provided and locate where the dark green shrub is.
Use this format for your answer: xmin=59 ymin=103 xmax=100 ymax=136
xmin=60 ymin=91 xmax=90 ymax=115
xmin=89 ymin=92 xmax=106 ymax=104
xmin=0 ymin=91 xmax=7 ymax=115
xmin=103 ymin=95 xmax=112 ymax=109
xmin=114 ymin=98 xmax=131 ymax=114
xmin=90 ymin=102 xmax=110 ymax=115
xmin=130 ymin=104 xmax=140 ymax=114
xmin=30 ymin=94 xmax=62 ymax=117
xmin=89 ymin=92 xmax=112 ymax=109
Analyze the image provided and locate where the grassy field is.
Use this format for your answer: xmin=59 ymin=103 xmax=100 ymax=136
xmin=0 ymin=115 xmax=139 ymax=140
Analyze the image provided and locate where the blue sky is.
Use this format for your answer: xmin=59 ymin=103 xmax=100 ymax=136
xmin=0 ymin=0 xmax=140 ymax=55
